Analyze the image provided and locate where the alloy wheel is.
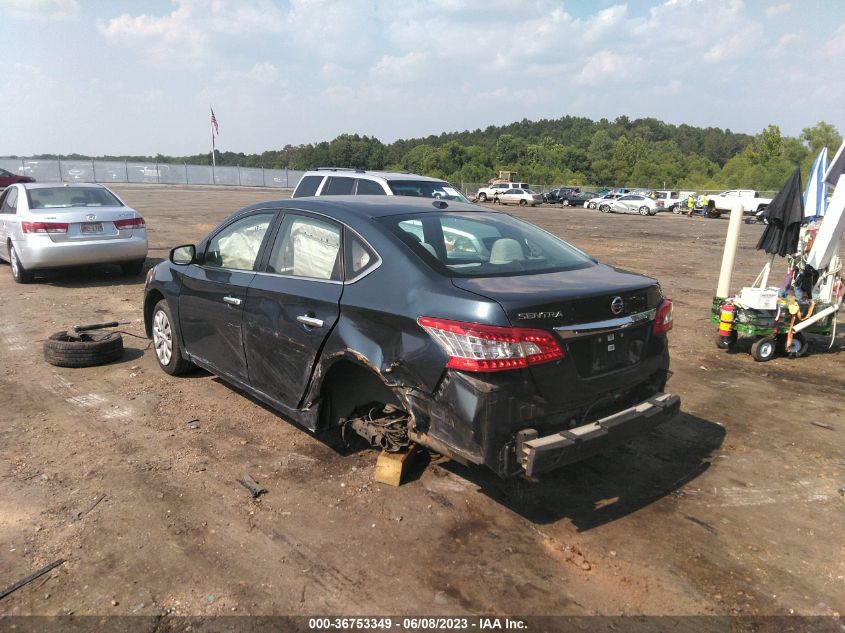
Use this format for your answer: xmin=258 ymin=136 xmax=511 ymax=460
xmin=153 ymin=309 xmax=173 ymax=366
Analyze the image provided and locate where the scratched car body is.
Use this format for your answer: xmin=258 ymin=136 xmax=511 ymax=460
xmin=143 ymin=197 xmax=679 ymax=478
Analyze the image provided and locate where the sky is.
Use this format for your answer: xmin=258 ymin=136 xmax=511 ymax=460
xmin=2 ymin=0 xmax=844 ymax=157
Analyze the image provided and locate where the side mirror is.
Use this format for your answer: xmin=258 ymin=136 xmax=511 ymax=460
xmin=170 ymin=244 xmax=196 ymax=265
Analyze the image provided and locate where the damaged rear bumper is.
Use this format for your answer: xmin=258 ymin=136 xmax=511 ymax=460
xmin=515 ymin=392 xmax=680 ymax=478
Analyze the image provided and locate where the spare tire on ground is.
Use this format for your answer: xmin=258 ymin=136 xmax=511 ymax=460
xmin=43 ymin=331 xmax=124 ymax=368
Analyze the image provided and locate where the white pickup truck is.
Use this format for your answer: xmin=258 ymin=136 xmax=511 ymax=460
xmin=652 ymin=190 xmax=695 ymax=212
xmin=476 ymin=181 xmax=530 ymax=202
xmin=710 ymin=189 xmax=771 ymax=216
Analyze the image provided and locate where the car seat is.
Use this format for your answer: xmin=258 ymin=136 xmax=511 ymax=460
xmin=489 ymin=238 xmax=524 ymax=264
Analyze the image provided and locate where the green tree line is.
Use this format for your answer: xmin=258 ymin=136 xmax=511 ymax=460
xmin=21 ymin=116 xmax=841 ymax=191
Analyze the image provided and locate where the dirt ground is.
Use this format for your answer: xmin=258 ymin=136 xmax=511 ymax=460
xmin=1 ymin=185 xmax=843 ymax=620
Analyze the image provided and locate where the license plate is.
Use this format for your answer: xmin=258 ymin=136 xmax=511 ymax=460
xmin=81 ymin=222 xmax=103 ymax=234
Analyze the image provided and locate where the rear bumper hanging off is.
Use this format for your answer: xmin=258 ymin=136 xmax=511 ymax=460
xmin=516 ymin=392 xmax=681 ymax=478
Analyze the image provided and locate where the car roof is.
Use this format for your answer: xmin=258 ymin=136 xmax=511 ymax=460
xmin=240 ymin=196 xmax=489 ymax=222
xmin=308 ymin=169 xmax=447 ymax=183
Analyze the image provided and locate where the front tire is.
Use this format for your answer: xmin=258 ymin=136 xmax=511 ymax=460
xmin=599 ymin=204 xmax=610 ymax=213
xmin=152 ymin=300 xmax=194 ymax=375
xmin=562 ymin=199 xmax=570 ymax=206
xmin=639 ymin=206 xmax=650 ymax=215
xmin=519 ymin=199 xmax=527 ymax=206
xmin=9 ymin=245 xmax=34 ymax=284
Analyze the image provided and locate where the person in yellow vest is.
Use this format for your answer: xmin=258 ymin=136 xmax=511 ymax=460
xmin=700 ymin=193 xmax=709 ymax=217
xmin=686 ymin=194 xmax=696 ymax=217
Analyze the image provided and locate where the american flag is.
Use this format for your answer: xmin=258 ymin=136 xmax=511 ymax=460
xmin=210 ymin=107 xmax=219 ymax=135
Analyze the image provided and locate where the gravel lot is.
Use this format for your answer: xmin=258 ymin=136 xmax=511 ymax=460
xmin=1 ymin=185 xmax=843 ymax=620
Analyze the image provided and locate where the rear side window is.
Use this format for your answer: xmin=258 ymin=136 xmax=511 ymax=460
xmin=0 ymin=187 xmax=18 ymax=214
xmin=356 ymin=179 xmax=386 ymax=195
xmin=205 ymin=213 xmax=274 ymax=271
xmin=268 ymin=214 xmax=341 ymax=281
xmin=344 ymin=229 xmax=378 ymax=279
xmin=292 ymin=175 xmax=323 ymax=198
xmin=323 ymin=177 xmax=355 ymax=195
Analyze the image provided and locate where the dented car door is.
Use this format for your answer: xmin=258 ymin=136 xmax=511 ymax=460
xmin=178 ymin=212 xmax=276 ymax=382
xmin=242 ymin=212 xmax=344 ymax=411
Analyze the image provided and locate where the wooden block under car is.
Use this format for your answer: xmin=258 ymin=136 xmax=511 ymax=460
xmin=375 ymin=445 xmax=418 ymax=487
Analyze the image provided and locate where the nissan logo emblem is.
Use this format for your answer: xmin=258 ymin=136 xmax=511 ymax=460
xmin=611 ymin=296 xmax=624 ymax=315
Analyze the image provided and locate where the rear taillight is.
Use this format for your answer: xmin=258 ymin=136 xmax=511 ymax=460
xmin=114 ymin=217 xmax=145 ymax=229
xmin=21 ymin=221 xmax=68 ymax=234
xmin=653 ymin=298 xmax=673 ymax=335
xmin=418 ymin=316 xmax=563 ymax=373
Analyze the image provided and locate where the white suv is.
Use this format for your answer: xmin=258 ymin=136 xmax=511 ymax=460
xmin=292 ymin=168 xmax=469 ymax=202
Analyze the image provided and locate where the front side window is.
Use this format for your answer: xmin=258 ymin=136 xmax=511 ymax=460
xmin=268 ymin=214 xmax=341 ymax=281
xmin=385 ymin=212 xmax=594 ymax=278
xmin=204 ymin=213 xmax=274 ymax=270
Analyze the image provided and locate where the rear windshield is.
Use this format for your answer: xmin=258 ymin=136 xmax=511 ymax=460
xmin=26 ymin=187 xmax=123 ymax=210
xmin=382 ymin=212 xmax=594 ymax=278
xmin=387 ymin=180 xmax=469 ymax=203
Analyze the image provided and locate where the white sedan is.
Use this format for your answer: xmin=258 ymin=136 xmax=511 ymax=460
xmin=495 ymin=188 xmax=543 ymax=207
xmin=605 ymin=194 xmax=664 ymax=216
xmin=0 ymin=183 xmax=148 ymax=283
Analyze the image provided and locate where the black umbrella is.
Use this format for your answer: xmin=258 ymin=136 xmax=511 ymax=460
xmin=756 ymin=166 xmax=804 ymax=256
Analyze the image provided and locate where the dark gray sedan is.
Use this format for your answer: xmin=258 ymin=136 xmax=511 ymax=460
xmin=143 ymin=197 xmax=678 ymax=478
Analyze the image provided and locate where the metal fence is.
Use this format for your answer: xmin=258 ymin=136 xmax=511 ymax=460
xmin=0 ymin=157 xmax=304 ymax=189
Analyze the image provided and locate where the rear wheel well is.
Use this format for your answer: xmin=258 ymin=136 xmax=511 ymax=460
xmin=144 ymin=290 xmax=165 ymax=338
xmin=318 ymin=359 xmax=402 ymax=429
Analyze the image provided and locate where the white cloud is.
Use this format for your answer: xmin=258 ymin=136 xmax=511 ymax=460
xmin=370 ymin=52 xmax=431 ymax=83
xmin=98 ymin=5 xmax=208 ymax=69
xmin=766 ymin=3 xmax=792 ymax=18
xmin=98 ymin=0 xmax=286 ymax=69
xmin=824 ymin=23 xmax=845 ymax=56
xmin=2 ymin=0 xmax=78 ymax=20
xmin=215 ymin=62 xmax=280 ymax=85
xmin=772 ymin=32 xmax=800 ymax=55
xmin=246 ymin=62 xmax=279 ymax=84
xmin=575 ymin=51 xmax=641 ymax=85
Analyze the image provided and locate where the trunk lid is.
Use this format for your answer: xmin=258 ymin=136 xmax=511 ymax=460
xmin=36 ymin=207 xmax=143 ymax=243
xmin=451 ymin=264 xmax=665 ymax=405
xmin=451 ymin=263 xmax=661 ymax=327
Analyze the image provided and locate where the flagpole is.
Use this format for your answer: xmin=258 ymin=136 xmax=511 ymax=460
xmin=211 ymin=122 xmax=216 ymax=185
xmin=210 ymin=106 xmax=217 ymax=185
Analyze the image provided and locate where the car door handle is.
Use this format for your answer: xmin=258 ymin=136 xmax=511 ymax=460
xmin=296 ymin=315 xmax=324 ymax=328
xmin=222 ymin=296 xmax=242 ymax=306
